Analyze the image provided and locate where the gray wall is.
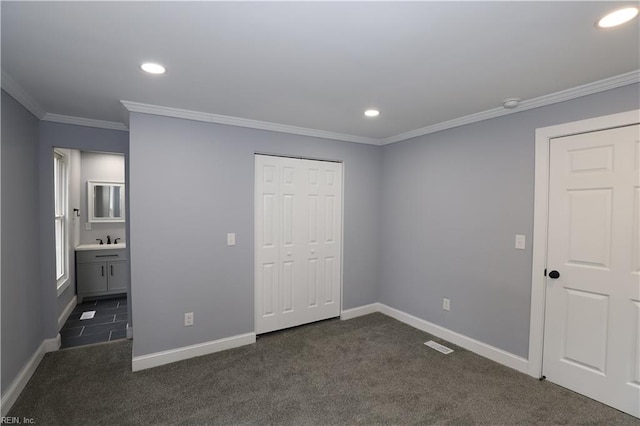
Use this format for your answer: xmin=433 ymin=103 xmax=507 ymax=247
xmin=80 ymin=151 xmax=126 ymax=245
xmin=3 ymin=80 xmax=636 ymax=395
xmin=1 ymin=91 xmax=41 ymax=395
xmin=39 ymin=122 xmax=129 ymax=338
xmin=380 ymin=83 xmax=640 ymax=358
xmin=129 ymin=113 xmax=381 ymax=356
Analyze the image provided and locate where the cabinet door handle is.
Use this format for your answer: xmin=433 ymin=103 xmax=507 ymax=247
xmin=110 ymin=265 xmax=113 ymax=276
xmin=96 ymin=254 xmax=119 ymax=258
xmin=101 ymin=265 xmax=104 ymax=276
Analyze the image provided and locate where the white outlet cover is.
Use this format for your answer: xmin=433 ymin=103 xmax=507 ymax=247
xmin=227 ymin=233 xmax=236 ymax=246
xmin=184 ymin=312 xmax=194 ymax=326
xmin=85 ymin=223 xmax=91 ymax=230
xmin=515 ymin=234 xmax=526 ymax=250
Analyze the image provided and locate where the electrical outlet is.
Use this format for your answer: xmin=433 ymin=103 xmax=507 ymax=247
xmin=184 ymin=312 xmax=194 ymax=327
xmin=85 ymin=223 xmax=91 ymax=230
xmin=227 ymin=233 xmax=236 ymax=246
xmin=515 ymin=234 xmax=526 ymax=250
xmin=443 ymin=298 xmax=451 ymax=311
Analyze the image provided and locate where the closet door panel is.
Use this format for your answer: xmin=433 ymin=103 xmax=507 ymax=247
xmin=256 ymin=155 xmax=342 ymax=334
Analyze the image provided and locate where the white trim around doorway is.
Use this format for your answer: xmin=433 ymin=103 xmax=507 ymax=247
xmin=527 ymin=109 xmax=640 ymax=379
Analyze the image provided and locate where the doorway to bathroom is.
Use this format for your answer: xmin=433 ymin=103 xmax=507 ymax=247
xmin=53 ymin=148 xmax=130 ymax=349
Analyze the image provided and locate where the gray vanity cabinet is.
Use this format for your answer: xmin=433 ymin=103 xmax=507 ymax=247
xmin=76 ymin=248 xmax=128 ymax=302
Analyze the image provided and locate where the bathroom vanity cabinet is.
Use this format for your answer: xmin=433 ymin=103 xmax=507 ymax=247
xmin=75 ymin=245 xmax=128 ymax=303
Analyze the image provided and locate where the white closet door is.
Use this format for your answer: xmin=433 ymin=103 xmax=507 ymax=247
xmin=255 ymin=155 xmax=342 ymax=334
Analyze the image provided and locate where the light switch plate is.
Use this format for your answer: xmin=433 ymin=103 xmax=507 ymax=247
xmin=85 ymin=223 xmax=91 ymax=230
xmin=515 ymin=234 xmax=526 ymax=250
xmin=227 ymin=233 xmax=236 ymax=246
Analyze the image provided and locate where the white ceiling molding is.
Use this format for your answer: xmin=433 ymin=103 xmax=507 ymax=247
xmin=121 ymin=100 xmax=380 ymax=146
xmin=3 ymin=68 xmax=638 ymax=145
xmin=381 ymin=69 xmax=640 ymax=145
xmin=1 ymin=70 xmax=45 ymax=119
xmin=41 ymin=113 xmax=129 ymax=131
xmin=2 ymin=69 xmax=127 ymax=131
xmin=124 ymin=70 xmax=639 ymax=146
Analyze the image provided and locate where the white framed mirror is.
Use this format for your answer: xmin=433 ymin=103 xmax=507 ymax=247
xmin=88 ymin=181 xmax=125 ymax=223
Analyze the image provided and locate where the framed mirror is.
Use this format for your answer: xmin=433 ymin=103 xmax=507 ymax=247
xmin=88 ymin=181 xmax=125 ymax=223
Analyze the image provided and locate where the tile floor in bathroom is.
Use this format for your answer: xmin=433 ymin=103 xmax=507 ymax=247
xmin=60 ymin=295 xmax=128 ymax=349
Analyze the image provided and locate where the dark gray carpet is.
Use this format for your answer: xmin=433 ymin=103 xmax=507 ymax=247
xmin=8 ymin=313 xmax=640 ymax=425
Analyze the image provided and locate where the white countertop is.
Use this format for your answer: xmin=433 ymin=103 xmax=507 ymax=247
xmin=75 ymin=243 xmax=126 ymax=251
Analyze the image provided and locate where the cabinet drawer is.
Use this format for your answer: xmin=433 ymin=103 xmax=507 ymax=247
xmin=76 ymin=249 xmax=127 ymax=263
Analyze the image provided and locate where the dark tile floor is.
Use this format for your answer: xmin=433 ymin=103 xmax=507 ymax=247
xmin=61 ymin=296 xmax=128 ymax=349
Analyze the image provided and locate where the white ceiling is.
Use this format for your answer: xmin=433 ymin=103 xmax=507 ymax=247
xmin=2 ymin=1 xmax=639 ymax=143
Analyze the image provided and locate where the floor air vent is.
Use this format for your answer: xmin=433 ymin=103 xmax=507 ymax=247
xmin=424 ymin=340 xmax=454 ymax=354
xmin=80 ymin=310 xmax=96 ymax=320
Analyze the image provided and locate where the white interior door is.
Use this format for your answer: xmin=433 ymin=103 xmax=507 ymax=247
xmin=255 ymin=155 xmax=342 ymax=334
xmin=543 ymin=124 xmax=640 ymax=417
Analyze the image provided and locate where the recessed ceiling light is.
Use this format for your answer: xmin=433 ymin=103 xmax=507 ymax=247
xmin=596 ymin=7 xmax=639 ymax=28
xmin=141 ymin=62 xmax=166 ymax=75
xmin=364 ymin=109 xmax=380 ymax=118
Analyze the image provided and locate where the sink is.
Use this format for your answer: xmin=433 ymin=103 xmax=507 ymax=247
xmin=75 ymin=243 xmax=126 ymax=251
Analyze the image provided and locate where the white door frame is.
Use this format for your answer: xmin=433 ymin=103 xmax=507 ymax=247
xmin=527 ymin=109 xmax=640 ymax=378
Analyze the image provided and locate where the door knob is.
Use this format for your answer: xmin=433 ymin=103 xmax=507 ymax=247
xmin=548 ymin=270 xmax=560 ymax=279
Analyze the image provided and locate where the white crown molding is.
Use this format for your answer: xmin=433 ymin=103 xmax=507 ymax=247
xmin=121 ymin=100 xmax=380 ymax=146
xmin=4 ymin=67 xmax=637 ymax=144
xmin=381 ymin=69 xmax=640 ymax=145
xmin=2 ymin=70 xmax=127 ymax=131
xmin=1 ymin=70 xmax=46 ymax=119
xmin=42 ymin=113 xmax=129 ymax=131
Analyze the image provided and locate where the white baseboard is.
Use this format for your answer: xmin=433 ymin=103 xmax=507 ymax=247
xmin=58 ymin=295 xmax=77 ymax=331
xmin=1 ymin=335 xmax=60 ymax=416
xmin=377 ymin=304 xmax=529 ymax=374
xmin=132 ymin=332 xmax=256 ymax=372
xmin=340 ymin=303 xmax=381 ymax=320
xmin=44 ymin=334 xmax=62 ymax=353
xmin=341 ymin=302 xmax=529 ymax=374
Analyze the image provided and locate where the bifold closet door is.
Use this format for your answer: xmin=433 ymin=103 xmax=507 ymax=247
xmin=255 ymin=155 xmax=342 ymax=334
